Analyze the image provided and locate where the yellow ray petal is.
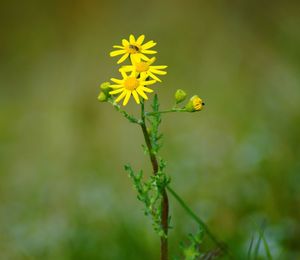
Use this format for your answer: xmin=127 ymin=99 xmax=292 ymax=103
xmin=119 ymin=69 xmax=127 ymax=79
xmin=148 ymin=57 xmax=156 ymax=65
xmin=136 ymin=35 xmax=145 ymax=45
xmin=136 ymin=88 xmax=148 ymax=100
xmin=119 ymin=66 xmax=133 ymax=72
xmin=141 ymin=86 xmax=154 ymax=93
xmin=129 ymin=34 xmax=135 ymax=44
xmin=113 ymin=45 xmax=124 ymax=49
xmin=143 ymin=79 xmax=156 ymax=85
xmin=132 ymin=90 xmax=140 ymax=104
xmin=115 ymin=90 xmax=127 ymax=103
xmin=109 ymin=88 xmax=124 ymax=95
xmin=111 ymin=78 xmax=123 ymax=84
xmin=110 ymin=49 xmax=126 ymax=57
xmin=110 ymin=84 xmax=123 ymax=89
xmin=117 ymin=53 xmax=129 ymax=64
xmin=130 ymin=53 xmax=141 ymax=63
xmin=148 ymin=71 xmax=161 ymax=82
xmin=150 ymin=69 xmax=167 ymax=75
xmin=141 ymin=50 xmax=157 ymax=54
xmin=122 ymin=39 xmax=129 ymax=46
xmin=151 ymin=65 xmax=168 ymax=69
xmin=140 ymin=54 xmax=150 ymax=61
xmin=142 ymin=41 xmax=157 ymax=50
xmin=123 ymin=91 xmax=131 ymax=106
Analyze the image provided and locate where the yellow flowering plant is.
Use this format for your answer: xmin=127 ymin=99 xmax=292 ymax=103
xmin=98 ymin=34 xmax=230 ymax=260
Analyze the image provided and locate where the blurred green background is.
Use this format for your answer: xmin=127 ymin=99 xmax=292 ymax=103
xmin=1 ymin=0 xmax=300 ymax=259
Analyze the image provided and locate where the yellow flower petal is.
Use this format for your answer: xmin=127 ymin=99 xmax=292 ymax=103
xmin=113 ymin=45 xmax=124 ymax=49
xmin=120 ymin=69 xmax=128 ymax=78
xmin=115 ymin=90 xmax=127 ymax=103
xmin=130 ymin=54 xmax=141 ymax=63
xmin=110 ymin=49 xmax=126 ymax=57
xmin=110 ymin=84 xmax=123 ymax=89
xmin=140 ymin=54 xmax=150 ymax=61
xmin=136 ymin=35 xmax=145 ymax=45
xmin=122 ymin=39 xmax=129 ymax=46
xmin=151 ymin=65 xmax=168 ymax=69
xmin=117 ymin=53 xmax=129 ymax=64
xmin=119 ymin=66 xmax=133 ymax=72
xmin=132 ymin=90 xmax=140 ymax=104
xmin=141 ymin=86 xmax=154 ymax=93
xmin=148 ymin=71 xmax=161 ymax=82
xmin=123 ymin=91 xmax=131 ymax=106
xmin=136 ymin=88 xmax=148 ymax=100
xmin=129 ymin=34 xmax=135 ymax=44
xmin=111 ymin=78 xmax=123 ymax=84
xmin=143 ymin=80 xmax=156 ymax=85
xmin=148 ymin=57 xmax=156 ymax=65
xmin=141 ymin=50 xmax=157 ymax=54
xmin=142 ymin=41 xmax=156 ymax=50
xmin=109 ymin=88 xmax=124 ymax=95
xmin=150 ymin=69 xmax=167 ymax=75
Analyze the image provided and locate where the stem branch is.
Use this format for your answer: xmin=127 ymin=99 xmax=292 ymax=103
xmin=146 ymin=108 xmax=186 ymax=116
xmin=167 ymin=185 xmax=231 ymax=257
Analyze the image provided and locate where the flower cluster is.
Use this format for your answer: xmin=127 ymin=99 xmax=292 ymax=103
xmin=107 ymin=34 xmax=167 ymax=106
xmin=98 ymin=34 xmax=204 ymax=112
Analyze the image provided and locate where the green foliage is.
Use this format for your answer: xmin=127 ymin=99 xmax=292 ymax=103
xmin=125 ymin=164 xmax=170 ymax=237
xmin=180 ymin=229 xmax=204 ymax=260
xmin=247 ymin=221 xmax=273 ymax=260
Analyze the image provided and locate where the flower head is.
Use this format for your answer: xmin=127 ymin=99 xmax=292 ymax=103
xmin=185 ymin=95 xmax=205 ymax=112
xmin=120 ymin=57 xmax=167 ymax=82
xmin=109 ymin=71 xmax=156 ymax=106
xmin=110 ymin=34 xmax=157 ymax=64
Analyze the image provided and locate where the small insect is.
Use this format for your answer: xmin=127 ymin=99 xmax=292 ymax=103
xmin=129 ymin=44 xmax=139 ymax=52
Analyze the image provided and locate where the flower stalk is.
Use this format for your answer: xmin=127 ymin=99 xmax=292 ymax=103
xmin=140 ymin=100 xmax=169 ymax=260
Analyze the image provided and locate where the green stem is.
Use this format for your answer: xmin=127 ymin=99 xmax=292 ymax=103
xmin=166 ymin=185 xmax=231 ymax=256
xmin=140 ymin=100 xmax=169 ymax=260
xmin=109 ymin=100 xmax=139 ymax=124
xmin=146 ymin=108 xmax=186 ymax=116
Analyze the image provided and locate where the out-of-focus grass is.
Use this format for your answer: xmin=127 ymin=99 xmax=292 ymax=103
xmin=1 ymin=0 xmax=300 ymax=259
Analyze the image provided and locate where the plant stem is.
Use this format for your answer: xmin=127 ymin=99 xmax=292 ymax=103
xmin=166 ymin=185 xmax=231 ymax=256
xmin=140 ymin=100 xmax=169 ymax=260
xmin=146 ymin=108 xmax=186 ymax=116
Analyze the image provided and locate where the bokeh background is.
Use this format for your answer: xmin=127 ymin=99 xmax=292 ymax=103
xmin=1 ymin=0 xmax=300 ymax=259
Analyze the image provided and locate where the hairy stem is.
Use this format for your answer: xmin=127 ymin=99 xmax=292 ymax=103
xmin=140 ymin=100 xmax=169 ymax=260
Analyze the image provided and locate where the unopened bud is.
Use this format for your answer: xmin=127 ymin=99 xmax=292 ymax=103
xmin=98 ymin=91 xmax=108 ymax=102
xmin=100 ymin=82 xmax=111 ymax=93
xmin=174 ymin=89 xmax=187 ymax=104
xmin=185 ymin=95 xmax=205 ymax=112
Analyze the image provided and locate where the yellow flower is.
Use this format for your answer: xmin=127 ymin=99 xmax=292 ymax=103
xmin=185 ymin=95 xmax=205 ymax=112
xmin=109 ymin=71 xmax=156 ymax=106
xmin=110 ymin=34 xmax=157 ymax=64
xmin=120 ymin=57 xmax=167 ymax=82
xmin=192 ymin=96 xmax=204 ymax=111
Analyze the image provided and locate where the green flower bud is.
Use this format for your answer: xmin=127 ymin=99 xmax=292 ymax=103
xmin=98 ymin=91 xmax=108 ymax=102
xmin=185 ymin=95 xmax=205 ymax=112
xmin=174 ymin=89 xmax=187 ymax=104
xmin=100 ymin=82 xmax=111 ymax=91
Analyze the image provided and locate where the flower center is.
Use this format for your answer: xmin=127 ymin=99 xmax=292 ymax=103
xmin=135 ymin=62 xmax=149 ymax=72
xmin=124 ymin=77 xmax=139 ymax=90
xmin=127 ymin=44 xmax=140 ymax=54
